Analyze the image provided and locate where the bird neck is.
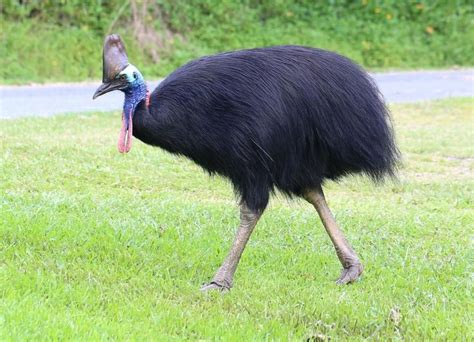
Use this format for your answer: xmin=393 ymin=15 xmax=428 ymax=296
xmin=129 ymin=85 xmax=174 ymax=151
xmin=131 ymin=92 xmax=156 ymax=144
xmin=123 ymin=79 xmax=147 ymax=116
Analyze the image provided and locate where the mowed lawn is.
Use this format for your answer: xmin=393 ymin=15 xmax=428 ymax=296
xmin=1 ymin=98 xmax=472 ymax=340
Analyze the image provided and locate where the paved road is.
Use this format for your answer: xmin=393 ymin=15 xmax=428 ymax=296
xmin=0 ymin=69 xmax=472 ymax=118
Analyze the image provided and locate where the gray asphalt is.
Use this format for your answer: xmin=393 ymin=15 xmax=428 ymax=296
xmin=0 ymin=69 xmax=472 ymax=118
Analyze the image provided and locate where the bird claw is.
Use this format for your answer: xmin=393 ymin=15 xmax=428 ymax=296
xmin=200 ymin=281 xmax=231 ymax=292
xmin=336 ymin=263 xmax=363 ymax=285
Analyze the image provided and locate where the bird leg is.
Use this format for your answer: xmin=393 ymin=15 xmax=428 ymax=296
xmin=304 ymin=186 xmax=363 ymax=284
xmin=201 ymin=204 xmax=262 ymax=292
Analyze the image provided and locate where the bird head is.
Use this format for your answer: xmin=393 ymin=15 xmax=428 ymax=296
xmin=93 ymin=34 xmax=147 ymax=153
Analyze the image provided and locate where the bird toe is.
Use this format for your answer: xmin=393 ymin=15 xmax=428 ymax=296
xmin=200 ymin=281 xmax=231 ymax=292
xmin=336 ymin=263 xmax=363 ymax=285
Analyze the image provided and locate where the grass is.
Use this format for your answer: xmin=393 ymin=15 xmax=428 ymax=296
xmin=0 ymin=98 xmax=473 ymax=339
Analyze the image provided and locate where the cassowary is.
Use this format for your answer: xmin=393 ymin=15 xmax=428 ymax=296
xmin=93 ymin=34 xmax=398 ymax=291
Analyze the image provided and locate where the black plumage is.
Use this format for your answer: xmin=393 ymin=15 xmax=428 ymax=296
xmin=133 ymin=46 xmax=398 ymax=211
xmin=94 ymin=36 xmax=399 ymax=289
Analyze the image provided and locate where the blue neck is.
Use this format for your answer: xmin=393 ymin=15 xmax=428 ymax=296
xmin=123 ymin=80 xmax=147 ymax=116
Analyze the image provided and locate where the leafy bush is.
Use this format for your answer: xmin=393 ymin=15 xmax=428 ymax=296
xmin=1 ymin=0 xmax=472 ymax=83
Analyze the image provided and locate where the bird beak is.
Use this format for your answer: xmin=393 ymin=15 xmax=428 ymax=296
xmin=93 ymin=81 xmax=122 ymax=99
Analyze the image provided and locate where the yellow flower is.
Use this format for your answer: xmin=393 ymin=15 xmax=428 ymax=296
xmin=386 ymin=13 xmax=393 ymax=20
xmin=416 ymin=3 xmax=424 ymax=10
xmin=425 ymin=26 xmax=434 ymax=34
xmin=375 ymin=7 xmax=381 ymax=14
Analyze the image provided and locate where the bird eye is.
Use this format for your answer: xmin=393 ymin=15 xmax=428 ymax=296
xmin=133 ymin=72 xmax=137 ymax=79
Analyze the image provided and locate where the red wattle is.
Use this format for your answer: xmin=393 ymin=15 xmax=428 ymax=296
xmin=117 ymin=110 xmax=133 ymax=153
xmin=125 ymin=110 xmax=133 ymax=152
xmin=118 ymin=112 xmax=126 ymax=153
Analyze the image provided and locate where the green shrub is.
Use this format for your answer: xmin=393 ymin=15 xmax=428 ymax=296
xmin=1 ymin=0 xmax=472 ymax=83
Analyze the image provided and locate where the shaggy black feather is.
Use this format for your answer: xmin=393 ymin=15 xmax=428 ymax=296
xmin=133 ymin=46 xmax=399 ymax=211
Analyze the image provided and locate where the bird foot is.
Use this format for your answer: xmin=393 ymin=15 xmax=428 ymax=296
xmin=336 ymin=263 xmax=363 ymax=285
xmin=200 ymin=280 xmax=231 ymax=292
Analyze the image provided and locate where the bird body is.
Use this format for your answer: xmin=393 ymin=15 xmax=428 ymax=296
xmin=93 ymin=35 xmax=399 ymax=290
xmin=132 ymin=46 xmax=398 ymax=211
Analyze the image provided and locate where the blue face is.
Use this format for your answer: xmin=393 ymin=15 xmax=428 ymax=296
xmin=119 ymin=65 xmax=144 ymax=88
xmin=119 ymin=64 xmax=147 ymax=121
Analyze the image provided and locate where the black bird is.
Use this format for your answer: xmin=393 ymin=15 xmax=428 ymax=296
xmin=93 ymin=34 xmax=399 ymax=291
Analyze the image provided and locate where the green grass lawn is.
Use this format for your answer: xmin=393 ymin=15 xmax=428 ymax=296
xmin=1 ymin=98 xmax=473 ymax=339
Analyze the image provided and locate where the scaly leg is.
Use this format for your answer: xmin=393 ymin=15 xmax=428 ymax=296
xmin=304 ymin=186 xmax=363 ymax=284
xmin=201 ymin=204 xmax=262 ymax=291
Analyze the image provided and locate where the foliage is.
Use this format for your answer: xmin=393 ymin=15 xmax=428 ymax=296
xmin=0 ymin=1 xmax=473 ymax=82
xmin=1 ymin=98 xmax=473 ymax=339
